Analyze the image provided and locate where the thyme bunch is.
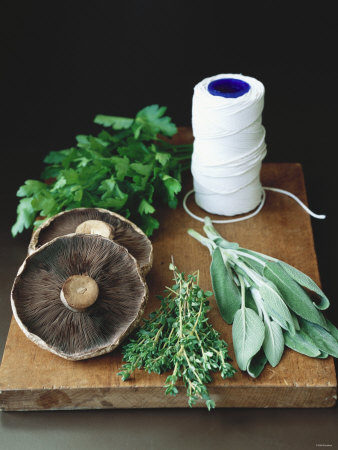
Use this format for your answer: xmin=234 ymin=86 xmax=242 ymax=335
xmin=118 ymin=264 xmax=236 ymax=410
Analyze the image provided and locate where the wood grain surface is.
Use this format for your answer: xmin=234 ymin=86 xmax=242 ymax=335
xmin=0 ymin=161 xmax=336 ymax=410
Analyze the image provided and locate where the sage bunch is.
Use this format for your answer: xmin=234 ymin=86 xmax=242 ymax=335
xmin=188 ymin=217 xmax=338 ymax=378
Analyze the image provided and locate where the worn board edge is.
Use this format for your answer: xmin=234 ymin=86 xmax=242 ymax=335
xmin=0 ymin=316 xmax=336 ymax=411
xmin=1 ymin=385 xmax=336 ymax=411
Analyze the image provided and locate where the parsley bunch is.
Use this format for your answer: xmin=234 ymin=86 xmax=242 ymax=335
xmin=12 ymin=105 xmax=192 ymax=237
xmin=118 ymin=264 xmax=236 ymax=410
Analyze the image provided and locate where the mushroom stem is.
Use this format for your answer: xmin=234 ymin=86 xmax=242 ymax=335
xmin=60 ymin=275 xmax=99 ymax=312
xmin=75 ymin=220 xmax=114 ymax=239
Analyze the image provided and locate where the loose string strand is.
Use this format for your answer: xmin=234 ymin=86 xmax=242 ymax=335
xmin=183 ymin=188 xmax=326 ymax=224
xmin=263 ymin=187 xmax=326 ymax=219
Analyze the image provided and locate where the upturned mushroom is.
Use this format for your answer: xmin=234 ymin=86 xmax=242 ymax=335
xmin=11 ymin=233 xmax=148 ymax=360
xmin=28 ymin=208 xmax=153 ymax=275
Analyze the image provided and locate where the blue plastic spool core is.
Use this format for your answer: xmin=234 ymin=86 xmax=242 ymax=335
xmin=208 ymin=78 xmax=250 ymax=98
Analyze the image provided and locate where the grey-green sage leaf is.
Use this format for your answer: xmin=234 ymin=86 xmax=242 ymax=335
xmin=299 ymin=318 xmax=338 ymax=358
xmin=245 ymin=288 xmax=259 ymax=315
xmin=264 ymin=262 xmax=328 ymax=330
xmin=278 ymin=261 xmax=330 ymax=310
xmin=262 ymin=319 xmax=284 ymax=367
xmin=290 ymin=311 xmax=301 ymax=331
xmin=210 ymin=247 xmax=241 ymax=324
xmin=259 ymin=282 xmax=295 ymax=335
xmin=325 ymin=318 xmax=338 ymax=340
xmin=232 ymin=307 xmax=265 ymax=371
xmin=284 ymin=329 xmax=321 ymax=358
xmin=246 ymin=349 xmax=268 ymax=378
xmin=214 ymin=237 xmax=240 ymax=250
xmin=238 ymin=254 xmax=265 ymax=276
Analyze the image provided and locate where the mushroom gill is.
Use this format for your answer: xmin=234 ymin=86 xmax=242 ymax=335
xmin=28 ymin=208 xmax=153 ymax=275
xmin=12 ymin=234 xmax=148 ymax=360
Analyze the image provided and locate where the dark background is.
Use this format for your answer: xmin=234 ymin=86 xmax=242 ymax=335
xmin=1 ymin=2 xmax=337 ymax=449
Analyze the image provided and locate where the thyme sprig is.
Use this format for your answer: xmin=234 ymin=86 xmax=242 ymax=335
xmin=118 ymin=263 xmax=236 ymax=410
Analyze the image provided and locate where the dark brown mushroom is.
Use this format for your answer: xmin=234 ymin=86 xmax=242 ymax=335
xmin=12 ymin=234 xmax=148 ymax=360
xmin=28 ymin=208 xmax=153 ymax=275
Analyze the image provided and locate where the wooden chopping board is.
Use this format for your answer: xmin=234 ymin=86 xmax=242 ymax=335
xmin=0 ymin=162 xmax=336 ymax=410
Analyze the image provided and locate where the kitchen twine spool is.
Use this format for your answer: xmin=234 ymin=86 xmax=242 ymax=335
xmin=183 ymin=73 xmax=326 ymax=223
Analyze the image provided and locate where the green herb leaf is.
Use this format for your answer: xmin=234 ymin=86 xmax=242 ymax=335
xmin=258 ymin=283 xmax=295 ymax=334
xmin=155 ymin=152 xmax=171 ymax=166
xmin=135 ymin=104 xmax=177 ymax=138
xmin=97 ymin=197 xmax=128 ymax=210
xmin=214 ymin=238 xmax=240 ymax=250
xmin=264 ymin=262 xmax=328 ymax=330
xmin=278 ymin=261 xmax=330 ymax=310
xmin=238 ymin=253 xmax=266 ymax=276
xmin=109 ymin=156 xmax=130 ymax=181
xmin=284 ymin=329 xmax=321 ymax=357
xmin=94 ymin=115 xmax=133 ymax=130
xmin=16 ymin=180 xmax=47 ymax=197
xmin=325 ymin=319 xmax=338 ymax=340
xmin=44 ymin=149 xmax=73 ymax=164
xmin=11 ymin=198 xmax=37 ymax=236
xmin=246 ymin=349 xmax=268 ymax=378
xmin=290 ymin=311 xmax=301 ymax=331
xmin=210 ymin=247 xmax=241 ymax=324
xmin=232 ymin=306 xmax=265 ymax=371
xmin=262 ymin=319 xmax=284 ymax=367
xmin=129 ymin=162 xmax=153 ymax=177
xmin=138 ymin=199 xmax=155 ymax=215
xmin=31 ymin=192 xmax=57 ymax=216
xmin=161 ymin=174 xmax=182 ymax=201
xmin=245 ymin=288 xmax=260 ymax=315
xmin=299 ymin=318 xmax=338 ymax=358
xmin=140 ymin=215 xmax=159 ymax=236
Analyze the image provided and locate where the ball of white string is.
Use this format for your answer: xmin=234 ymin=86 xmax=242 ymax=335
xmin=185 ymin=73 xmax=325 ymax=223
xmin=191 ymin=73 xmax=266 ymax=217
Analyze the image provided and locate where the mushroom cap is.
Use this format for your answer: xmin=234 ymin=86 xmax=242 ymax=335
xmin=12 ymin=234 xmax=148 ymax=360
xmin=28 ymin=208 xmax=153 ymax=276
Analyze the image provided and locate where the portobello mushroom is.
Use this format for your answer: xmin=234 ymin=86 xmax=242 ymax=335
xmin=11 ymin=234 xmax=148 ymax=360
xmin=28 ymin=208 xmax=153 ymax=275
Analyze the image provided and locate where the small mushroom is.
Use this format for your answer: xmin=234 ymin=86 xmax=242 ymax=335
xmin=28 ymin=208 xmax=153 ymax=275
xmin=12 ymin=234 xmax=148 ymax=360
xmin=75 ymin=219 xmax=114 ymax=239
